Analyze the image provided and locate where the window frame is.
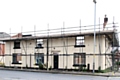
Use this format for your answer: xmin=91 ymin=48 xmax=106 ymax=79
xmin=74 ymin=36 xmax=85 ymax=47
xmin=13 ymin=41 xmax=21 ymax=49
xmin=12 ymin=53 xmax=22 ymax=64
xmin=73 ymin=53 xmax=86 ymax=67
xmin=34 ymin=53 xmax=44 ymax=65
xmin=35 ymin=39 xmax=44 ymax=49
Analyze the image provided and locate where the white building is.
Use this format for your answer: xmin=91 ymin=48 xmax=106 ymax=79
xmin=0 ymin=27 xmax=119 ymax=71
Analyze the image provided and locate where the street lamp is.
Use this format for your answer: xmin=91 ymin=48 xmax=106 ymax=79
xmin=93 ymin=0 xmax=96 ymax=73
xmin=93 ymin=0 xmax=96 ymax=3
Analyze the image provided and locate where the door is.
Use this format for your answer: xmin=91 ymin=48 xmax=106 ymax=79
xmin=53 ymin=55 xmax=59 ymax=69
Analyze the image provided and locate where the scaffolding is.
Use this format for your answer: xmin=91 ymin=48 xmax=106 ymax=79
xmin=0 ymin=19 xmax=119 ymax=72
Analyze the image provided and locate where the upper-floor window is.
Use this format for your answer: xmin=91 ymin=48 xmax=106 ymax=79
xmin=13 ymin=41 xmax=20 ymax=49
xmin=75 ymin=36 xmax=85 ymax=47
xmin=35 ymin=39 xmax=44 ymax=48
xmin=76 ymin=36 xmax=84 ymax=45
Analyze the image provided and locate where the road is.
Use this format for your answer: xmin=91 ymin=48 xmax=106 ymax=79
xmin=0 ymin=70 xmax=120 ymax=80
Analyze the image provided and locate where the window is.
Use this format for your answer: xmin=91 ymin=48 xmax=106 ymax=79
xmin=12 ymin=53 xmax=22 ymax=64
xmin=13 ymin=41 xmax=20 ymax=49
xmin=73 ymin=53 xmax=86 ymax=66
xmin=35 ymin=39 xmax=44 ymax=48
xmin=75 ymin=36 xmax=85 ymax=47
xmin=35 ymin=53 xmax=44 ymax=65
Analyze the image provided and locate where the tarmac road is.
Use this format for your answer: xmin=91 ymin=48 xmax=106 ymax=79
xmin=0 ymin=70 xmax=120 ymax=80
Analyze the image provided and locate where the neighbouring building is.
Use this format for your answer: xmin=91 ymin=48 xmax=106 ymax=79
xmin=0 ymin=32 xmax=10 ymax=64
xmin=0 ymin=26 xmax=119 ymax=70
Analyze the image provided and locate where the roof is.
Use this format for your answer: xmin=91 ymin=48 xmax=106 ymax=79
xmin=0 ymin=32 xmax=10 ymax=38
xmin=0 ymin=30 xmax=118 ymax=47
xmin=0 ymin=30 xmax=115 ymax=41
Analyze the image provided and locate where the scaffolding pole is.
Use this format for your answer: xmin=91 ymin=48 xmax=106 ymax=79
xmin=9 ymin=28 xmax=11 ymax=66
xmin=62 ymin=22 xmax=65 ymax=69
xmin=98 ymin=18 xmax=102 ymax=68
xmin=50 ymin=38 xmax=52 ymax=69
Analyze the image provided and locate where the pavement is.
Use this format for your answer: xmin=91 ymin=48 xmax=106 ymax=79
xmin=0 ymin=67 xmax=120 ymax=77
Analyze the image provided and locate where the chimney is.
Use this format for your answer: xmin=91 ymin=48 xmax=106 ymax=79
xmin=12 ymin=33 xmax=22 ymax=38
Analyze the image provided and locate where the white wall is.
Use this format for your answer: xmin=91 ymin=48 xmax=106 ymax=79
xmin=4 ymin=35 xmax=112 ymax=70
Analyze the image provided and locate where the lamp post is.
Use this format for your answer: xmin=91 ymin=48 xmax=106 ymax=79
xmin=93 ymin=0 xmax=96 ymax=73
xmin=47 ymin=23 xmax=49 ymax=71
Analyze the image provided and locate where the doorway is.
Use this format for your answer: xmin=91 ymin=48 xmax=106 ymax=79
xmin=53 ymin=54 xmax=59 ymax=69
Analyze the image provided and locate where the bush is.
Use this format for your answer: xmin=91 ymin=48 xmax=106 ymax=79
xmin=38 ymin=63 xmax=44 ymax=69
xmin=38 ymin=63 xmax=48 ymax=70
xmin=97 ymin=67 xmax=111 ymax=73
xmin=43 ymin=63 xmax=47 ymax=68
xmin=49 ymin=66 xmax=52 ymax=70
xmin=26 ymin=64 xmax=28 ymax=68
xmin=82 ymin=68 xmax=87 ymax=72
xmin=0 ymin=62 xmax=5 ymax=67
xmin=98 ymin=66 xmax=101 ymax=72
xmin=116 ymin=62 xmax=120 ymax=65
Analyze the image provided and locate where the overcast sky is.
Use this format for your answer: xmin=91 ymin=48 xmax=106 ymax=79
xmin=0 ymin=0 xmax=120 ymax=37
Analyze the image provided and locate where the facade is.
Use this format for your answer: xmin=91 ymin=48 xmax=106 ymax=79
xmin=0 ymin=27 xmax=119 ymax=70
xmin=0 ymin=43 xmax=5 ymax=64
xmin=0 ymin=43 xmax=5 ymax=55
xmin=0 ymin=32 xmax=10 ymax=64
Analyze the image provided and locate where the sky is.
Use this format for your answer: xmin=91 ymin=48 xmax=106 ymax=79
xmin=0 ymin=0 xmax=120 ymax=37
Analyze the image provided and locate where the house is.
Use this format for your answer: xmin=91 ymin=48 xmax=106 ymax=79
xmin=0 ymin=32 xmax=10 ymax=64
xmin=0 ymin=25 xmax=119 ymax=71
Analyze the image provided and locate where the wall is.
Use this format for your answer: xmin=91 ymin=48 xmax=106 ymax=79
xmin=42 ymin=35 xmax=111 ymax=70
xmin=5 ymin=40 xmax=37 ymax=67
xmin=0 ymin=43 xmax=5 ymax=64
xmin=0 ymin=43 xmax=5 ymax=55
xmin=4 ymin=35 xmax=112 ymax=70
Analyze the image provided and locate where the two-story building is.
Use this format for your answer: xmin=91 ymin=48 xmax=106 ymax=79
xmin=0 ymin=26 xmax=119 ymax=70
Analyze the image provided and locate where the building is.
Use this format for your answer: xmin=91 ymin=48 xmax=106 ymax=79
xmin=0 ymin=24 xmax=119 ymax=71
xmin=0 ymin=32 xmax=10 ymax=64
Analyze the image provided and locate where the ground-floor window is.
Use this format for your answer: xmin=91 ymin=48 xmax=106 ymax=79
xmin=73 ymin=53 xmax=86 ymax=66
xmin=35 ymin=53 xmax=44 ymax=65
xmin=12 ymin=53 xmax=22 ymax=64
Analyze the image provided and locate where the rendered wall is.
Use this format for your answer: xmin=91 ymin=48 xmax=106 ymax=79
xmin=4 ymin=35 xmax=112 ymax=70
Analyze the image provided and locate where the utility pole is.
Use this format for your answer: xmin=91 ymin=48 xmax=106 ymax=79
xmin=46 ymin=24 xmax=49 ymax=71
xmin=93 ymin=0 xmax=97 ymax=73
